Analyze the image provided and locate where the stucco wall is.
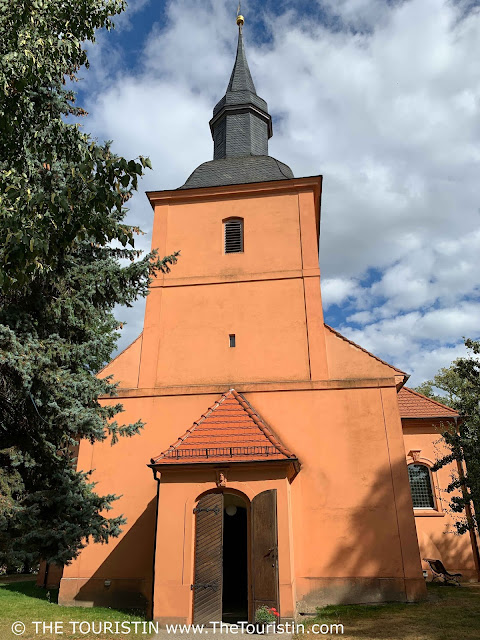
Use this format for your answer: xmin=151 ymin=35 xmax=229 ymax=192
xmin=58 ymin=178 xmax=429 ymax=617
xmin=59 ymin=384 xmax=426 ymax=617
xmin=403 ymin=420 xmax=479 ymax=580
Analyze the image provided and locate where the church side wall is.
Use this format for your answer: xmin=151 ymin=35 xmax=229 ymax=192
xmin=402 ymin=420 xmax=479 ymax=580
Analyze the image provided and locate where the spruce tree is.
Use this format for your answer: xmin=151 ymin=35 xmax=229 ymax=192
xmin=0 ymin=0 xmax=178 ymax=568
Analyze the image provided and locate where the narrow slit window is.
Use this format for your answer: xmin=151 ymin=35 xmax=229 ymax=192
xmin=224 ymin=218 xmax=244 ymax=253
xmin=229 ymin=334 xmax=236 ymax=348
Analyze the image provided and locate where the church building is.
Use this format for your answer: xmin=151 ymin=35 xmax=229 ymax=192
xmin=51 ymin=15 xmax=479 ymax=623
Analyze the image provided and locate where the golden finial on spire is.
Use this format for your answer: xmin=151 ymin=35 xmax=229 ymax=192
xmin=236 ymin=1 xmax=244 ymax=27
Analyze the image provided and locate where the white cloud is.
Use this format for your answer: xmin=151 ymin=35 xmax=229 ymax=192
xmin=359 ymin=228 xmax=480 ymax=314
xmin=320 ymin=0 xmax=397 ymax=30
xmin=79 ymin=0 xmax=480 ymax=381
xmin=340 ymin=302 xmax=480 ymax=383
xmin=322 ymin=277 xmax=359 ymax=308
xmin=406 ymin=342 xmax=473 ymax=386
xmin=347 ymin=310 xmax=374 ymax=324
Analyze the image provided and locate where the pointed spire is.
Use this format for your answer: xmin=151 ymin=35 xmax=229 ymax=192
xmin=178 ymin=10 xmax=294 ymax=189
xmin=209 ymin=14 xmax=272 ymax=160
xmin=226 ymin=27 xmax=256 ymax=94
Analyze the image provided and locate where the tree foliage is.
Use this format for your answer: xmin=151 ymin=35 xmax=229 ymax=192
xmin=0 ymin=0 xmax=178 ymax=568
xmin=413 ymin=379 xmax=452 ymax=406
xmin=414 ymin=339 xmax=480 ymax=535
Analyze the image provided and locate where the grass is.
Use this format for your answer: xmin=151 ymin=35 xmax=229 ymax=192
xmin=300 ymin=583 xmax=480 ymax=640
xmin=1 ymin=580 xmax=480 ymax=639
xmin=0 ymin=580 xmax=153 ymax=640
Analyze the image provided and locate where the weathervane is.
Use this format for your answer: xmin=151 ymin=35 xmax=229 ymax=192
xmin=236 ymin=1 xmax=244 ymax=30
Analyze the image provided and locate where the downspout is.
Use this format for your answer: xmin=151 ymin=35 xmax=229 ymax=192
xmin=454 ymin=416 xmax=480 ymax=581
xmin=150 ymin=466 xmax=161 ymax=619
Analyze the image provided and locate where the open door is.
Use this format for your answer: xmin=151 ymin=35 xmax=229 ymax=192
xmin=251 ymin=489 xmax=279 ymax=616
xmin=192 ymin=493 xmax=223 ymax=624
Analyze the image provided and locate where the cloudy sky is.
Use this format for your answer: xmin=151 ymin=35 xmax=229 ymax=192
xmin=80 ymin=0 xmax=480 ymax=387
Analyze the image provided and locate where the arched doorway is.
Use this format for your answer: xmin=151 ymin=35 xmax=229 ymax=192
xmin=192 ymin=489 xmax=279 ymax=625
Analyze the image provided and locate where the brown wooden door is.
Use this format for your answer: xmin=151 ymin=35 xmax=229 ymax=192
xmin=192 ymin=493 xmax=223 ymax=624
xmin=251 ymin=489 xmax=279 ymax=616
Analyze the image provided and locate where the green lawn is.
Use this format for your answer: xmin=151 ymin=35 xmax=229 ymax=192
xmin=0 ymin=581 xmax=152 ymax=640
xmin=1 ymin=580 xmax=480 ymax=639
xmin=301 ymin=583 xmax=480 ymax=640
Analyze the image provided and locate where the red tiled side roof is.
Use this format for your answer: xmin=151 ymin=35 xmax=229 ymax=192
xmin=150 ymin=389 xmax=297 ymax=465
xmin=398 ymin=386 xmax=459 ymax=418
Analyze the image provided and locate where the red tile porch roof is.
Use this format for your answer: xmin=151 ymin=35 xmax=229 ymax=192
xmin=150 ymin=389 xmax=297 ymax=465
xmin=398 ymin=386 xmax=459 ymax=419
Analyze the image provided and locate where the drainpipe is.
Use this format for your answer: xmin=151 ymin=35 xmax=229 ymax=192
xmin=150 ymin=467 xmax=161 ymax=620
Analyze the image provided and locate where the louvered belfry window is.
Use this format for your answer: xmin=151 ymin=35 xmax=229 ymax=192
xmin=224 ymin=218 xmax=244 ymax=253
xmin=408 ymin=464 xmax=435 ymax=509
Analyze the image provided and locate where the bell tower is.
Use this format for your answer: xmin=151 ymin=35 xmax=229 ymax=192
xmin=138 ymin=15 xmax=328 ymax=389
xmin=59 ymin=12 xmax=428 ymax=621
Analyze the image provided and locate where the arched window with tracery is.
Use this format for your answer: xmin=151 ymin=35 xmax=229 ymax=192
xmin=408 ymin=463 xmax=435 ymax=509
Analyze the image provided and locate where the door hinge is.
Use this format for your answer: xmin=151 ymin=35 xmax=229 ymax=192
xmin=191 ymin=582 xmax=218 ymax=591
xmin=193 ymin=505 xmax=221 ymax=515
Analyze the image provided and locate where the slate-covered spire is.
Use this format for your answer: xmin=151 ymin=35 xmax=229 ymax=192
xmin=226 ymin=26 xmax=256 ymax=94
xmin=209 ymin=15 xmax=273 ymax=160
xmin=179 ymin=13 xmax=293 ymax=190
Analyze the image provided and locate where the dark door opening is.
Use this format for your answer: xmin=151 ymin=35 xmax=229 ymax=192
xmin=222 ymin=493 xmax=248 ymax=623
xmin=192 ymin=489 xmax=279 ymax=625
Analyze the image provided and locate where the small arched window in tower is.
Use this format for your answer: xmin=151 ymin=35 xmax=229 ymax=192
xmin=224 ymin=218 xmax=244 ymax=254
xmin=408 ymin=464 xmax=435 ymax=509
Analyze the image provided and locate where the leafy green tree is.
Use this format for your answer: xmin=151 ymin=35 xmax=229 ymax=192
xmin=414 ymin=340 xmax=480 ymax=535
xmin=413 ymin=380 xmax=452 ymax=405
xmin=0 ymin=0 xmax=178 ymax=568
xmin=413 ymin=366 xmax=467 ymax=407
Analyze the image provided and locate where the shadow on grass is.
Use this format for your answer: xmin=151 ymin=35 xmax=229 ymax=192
xmin=307 ymin=583 xmax=480 ymax=640
xmin=0 ymin=581 xmax=59 ymax=604
xmin=0 ymin=580 xmax=148 ymax=620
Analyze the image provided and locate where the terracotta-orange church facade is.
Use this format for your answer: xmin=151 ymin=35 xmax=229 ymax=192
xmin=49 ymin=18 xmax=479 ymax=624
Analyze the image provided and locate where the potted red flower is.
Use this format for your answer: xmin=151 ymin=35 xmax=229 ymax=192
xmin=254 ymin=605 xmax=280 ymax=634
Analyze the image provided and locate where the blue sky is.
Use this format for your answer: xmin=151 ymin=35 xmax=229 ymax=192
xmin=80 ymin=0 xmax=480 ymax=386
